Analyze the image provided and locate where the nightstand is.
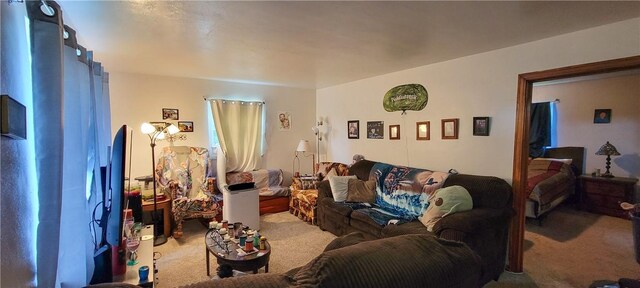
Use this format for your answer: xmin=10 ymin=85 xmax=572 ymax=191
xmin=579 ymin=175 xmax=638 ymax=219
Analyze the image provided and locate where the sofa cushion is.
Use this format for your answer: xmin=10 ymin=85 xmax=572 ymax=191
xmin=348 ymin=159 xmax=377 ymax=180
xmin=419 ymin=185 xmax=473 ymax=231
xmin=349 ymin=211 xmax=385 ymax=239
xmin=346 ymin=179 xmax=376 ymax=203
xmin=381 ymin=220 xmax=429 ymax=237
xmin=319 ymin=197 xmax=354 ymax=217
xmin=323 ymin=232 xmax=368 ymax=252
xmin=292 ymin=234 xmax=482 ymax=288
xmin=328 ymin=175 xmax=357 ymax=202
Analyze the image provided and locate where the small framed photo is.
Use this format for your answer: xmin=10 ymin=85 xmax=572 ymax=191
xmin=367 ymin=121 xmax=384 ymax=139
xmin=178 ymin=121 xmax=194 ymax=132
xmin=441 ymin=118 xmax=459 ymax=140
xmin=278 ymin=112 xmax=291 ymax=131
xmin=473 ymin=117 xmax=490 ymax=136
xmin=389 ymin=125 xmax=400 ymax=140
xmin=594 ymin=109 xmax=611 ymax=124
xmin=347 ymin=120 xmax=359 ymax=139
xmin=162 ymin=108 xmax=179 ymax=120
xmin=416 ymin=121 xmax=430 ymax=140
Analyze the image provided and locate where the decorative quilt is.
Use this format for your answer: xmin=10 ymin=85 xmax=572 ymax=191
xmin=370 ymin=163 xmax=449 ymax=219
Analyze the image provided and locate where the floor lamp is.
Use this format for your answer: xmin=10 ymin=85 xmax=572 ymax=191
xmin=141 ymin=122 xmax=180 ymax=246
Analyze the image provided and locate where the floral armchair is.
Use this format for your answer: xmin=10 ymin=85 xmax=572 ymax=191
xmin=155 ymin=146 xmax=220 ymax=239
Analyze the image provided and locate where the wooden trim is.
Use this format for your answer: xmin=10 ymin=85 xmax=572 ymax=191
xmin=509 ymin=55 xmax=640 ymax=273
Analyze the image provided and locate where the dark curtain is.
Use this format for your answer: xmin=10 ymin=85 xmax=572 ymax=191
xmin=529 ymin=102 xmax=551 ymax=158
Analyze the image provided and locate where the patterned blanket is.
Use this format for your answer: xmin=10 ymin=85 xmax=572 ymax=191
xmin=370 ymin=163 xmax=450 ymax=219
xmin=527 ymin=159 xmax=575 ymax=209
xmin=226 ymin=169 xmax=290 ymax=196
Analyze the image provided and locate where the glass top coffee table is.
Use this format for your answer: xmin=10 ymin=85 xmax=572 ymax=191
xmin=205 ymin=229 xmax=271 ymax=275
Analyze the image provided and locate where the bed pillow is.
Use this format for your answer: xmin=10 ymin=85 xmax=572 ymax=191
xmin=346 ymin=179 xmax=376 ymax=203
xmin=419 ymin=185 xmax=473 ymax=231
xmin=329 ymin=175 xmax=357 ymax=202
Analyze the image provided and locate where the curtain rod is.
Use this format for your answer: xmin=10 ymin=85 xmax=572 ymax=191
xmin=534 ymin=98 xmax=560 ymax=104
xmin=203 ymin=97 xmax=265 ymax=104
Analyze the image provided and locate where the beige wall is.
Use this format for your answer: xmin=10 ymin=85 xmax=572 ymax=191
xmin=533 ymin=73 xmax=640 ymax=198
xmin=316 ymin=18 xmax=640 ymax=182
xmin=109 ymin=72 xmax=316 ymax=182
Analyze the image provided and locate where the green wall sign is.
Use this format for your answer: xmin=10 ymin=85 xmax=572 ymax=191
xmin=383 ymin=84 xmax=428 ymax=113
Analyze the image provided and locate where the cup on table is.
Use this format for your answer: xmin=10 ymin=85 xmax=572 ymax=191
xmin=138 ymin=265 xmax=149 ymax=281
xmin=239 ymin=234 xmax=247 ymax=246
xmin=245 ymin=237 xmax=254 ymax=252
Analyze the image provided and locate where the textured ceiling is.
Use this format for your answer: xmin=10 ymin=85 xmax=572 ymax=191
xmin=58 ymin=1 xmax=640 ymax=89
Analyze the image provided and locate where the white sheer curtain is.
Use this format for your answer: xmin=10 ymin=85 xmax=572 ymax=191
xmin=209 ymin=100 xmax=264 ymax=172
xmin=24 ymin=1 xmax=111 ymax=286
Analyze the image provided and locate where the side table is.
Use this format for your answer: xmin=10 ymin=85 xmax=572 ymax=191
xmin=142 ymin=198 xmax=172 ymax=238
xmin=205 ymin=229 xmax=271 ymax=275
xmin=113 ymin=225 xmax=155 ymax=287
xmin=579 ymin=175 xmax=638 ymax=219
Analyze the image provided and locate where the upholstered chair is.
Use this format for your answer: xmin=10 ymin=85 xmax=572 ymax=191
xmin=155 ymin=146 xmax=220 ymax=239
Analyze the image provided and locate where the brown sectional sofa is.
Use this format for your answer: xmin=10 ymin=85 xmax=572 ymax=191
xmin=316 ymin=159 xmax=514 ymax=285
xmin=183 ymin=232 xmax=482 ymax=288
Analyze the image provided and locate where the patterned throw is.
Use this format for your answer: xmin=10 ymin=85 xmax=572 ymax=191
xmin=527 ymin=159 xmax=575 ymax=209
xmin=370 ymin=163 xmax=449 ymax=219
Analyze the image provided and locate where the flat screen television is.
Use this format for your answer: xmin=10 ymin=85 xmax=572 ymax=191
xmin=91 ymin=124 xmax=130 ymax=283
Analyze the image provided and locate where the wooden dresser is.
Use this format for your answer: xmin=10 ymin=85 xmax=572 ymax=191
xmin=579 ymin=175 xmax=638 ymax=218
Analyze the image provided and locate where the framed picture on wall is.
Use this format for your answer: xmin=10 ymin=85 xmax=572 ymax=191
xmin=348 ymin=120 xmax=359 ymax=139
xmin=278 ymin=112 xmax=291 ymax=131
xmin=594 ymin=109 xmax=611 ymax=124
xmin=416 ymin=121 xmax=430 ymax=140
xmin=473 ymin=117 xmax=490 ymax=136
xmin=441 ymin=118 xmax=459 ymax=139
xmin=162 ymin=108 xmax=179 ymax=120
xmin=389 ymin=125 xmax=400 ymax=140
xmin=178 ymin=121 xmax=194 ymax=132
xmin=367 ymin=121 xmax=384 ymax=139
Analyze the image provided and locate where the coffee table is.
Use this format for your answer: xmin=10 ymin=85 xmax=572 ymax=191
xmin=205 ymin=229 xmax=271 ymax=275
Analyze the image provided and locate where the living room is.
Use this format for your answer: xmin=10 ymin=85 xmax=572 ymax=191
xmin=2 ymin=1 xmax=640 ymax=287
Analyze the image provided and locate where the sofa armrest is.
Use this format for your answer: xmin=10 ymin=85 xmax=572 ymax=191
xmin=432 ymin=208 xmax=513 ymax=236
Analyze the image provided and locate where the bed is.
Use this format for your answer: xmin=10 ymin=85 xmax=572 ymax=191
xmin=525 ymin=146 xmax=585 ymax=224
xmin=225 ymin=169 xmax=291 ymax=215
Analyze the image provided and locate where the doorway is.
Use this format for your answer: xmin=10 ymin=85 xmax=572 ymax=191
xmin=508 ymin=55 xmax=640 ymax=272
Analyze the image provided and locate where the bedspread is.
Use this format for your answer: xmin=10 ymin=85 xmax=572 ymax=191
xmin=527 ymin=159 xmax=575 ymax=210
xmin=226 ymin=169 xmax=290 ymax=197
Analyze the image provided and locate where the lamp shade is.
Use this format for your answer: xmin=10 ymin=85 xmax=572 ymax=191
xmin=141 ymin=122 xmax=156 ymax=134
xmin=595 ymin=141 xmax=621 ymax=156
xmin=166 ymin=124 xmax=180 ymax=135
xmin=296 ymin=140 xmax=310 ymax=152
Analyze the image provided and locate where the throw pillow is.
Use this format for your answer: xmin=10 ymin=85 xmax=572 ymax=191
xmin=346 ymin=179 xmax=376 ymax=203
xmin=328 ymin=175 xmax=357 ymax=202
xmin=419 ymin=185 xmax=473 ymax=231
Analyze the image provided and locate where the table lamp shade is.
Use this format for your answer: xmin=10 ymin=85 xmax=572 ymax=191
xmin=595 ymin=141 xmax=620 ymax=156
xmin=595 ymin=141 xmax=620 ymax=178
xmin=297 ymin=140 xmax=310 ymax=152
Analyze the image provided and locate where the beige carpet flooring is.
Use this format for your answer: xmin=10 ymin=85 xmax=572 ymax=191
xmin=156 ymin=207 xmax=638 ymax=287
